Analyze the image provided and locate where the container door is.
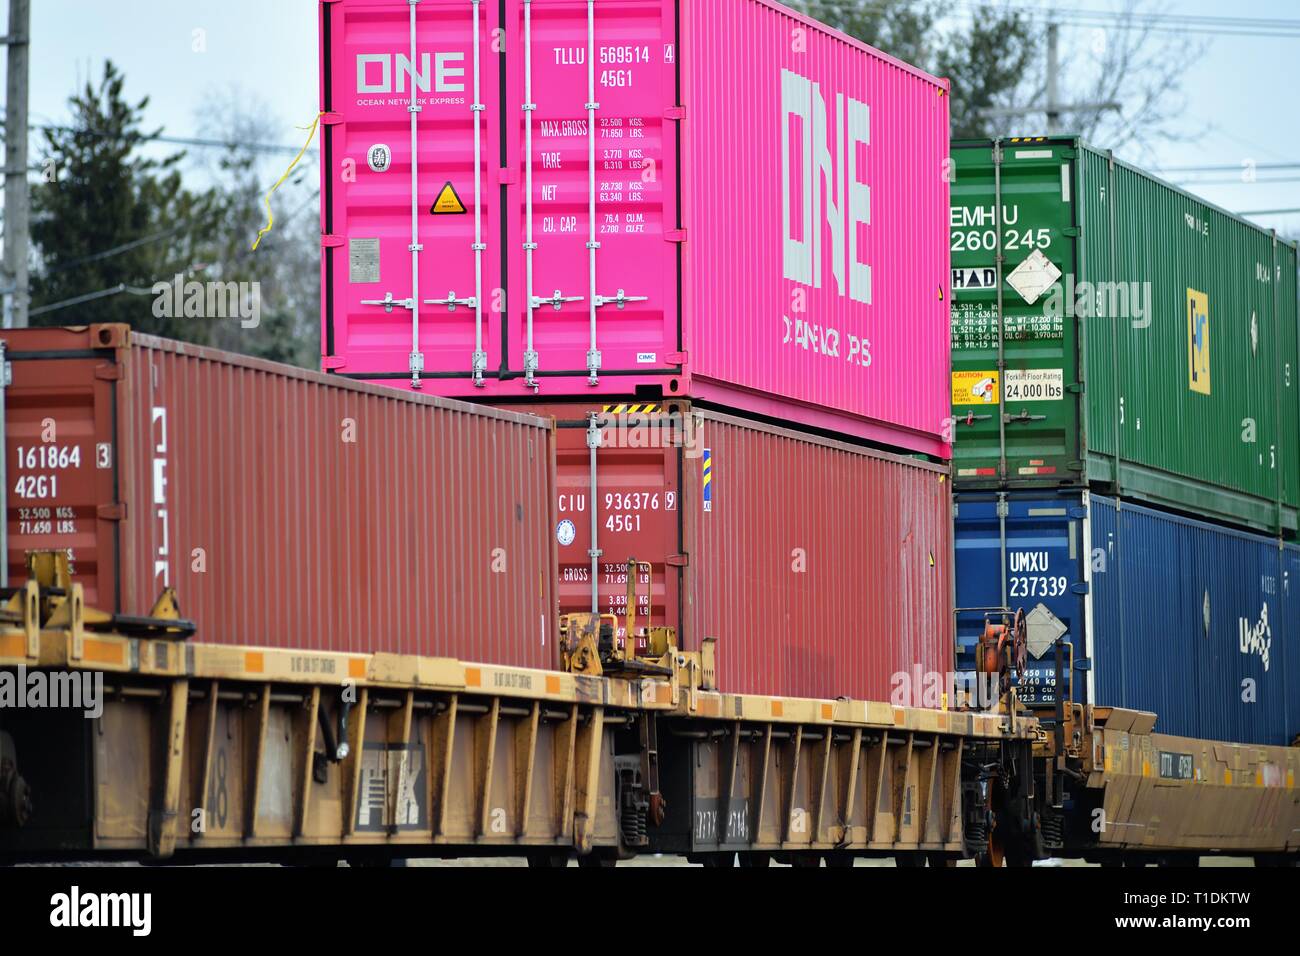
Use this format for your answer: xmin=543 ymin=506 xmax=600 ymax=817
xmin=4 ymin=336 xmax=121 ymax=612
xmin=550 ymin=404 xmax=683 ymax=651
xmin=322 ymin=0 xmax=502 ymax=387
xmin=953 ymin=491 xmax=1089 ymax=707
xmin=950 ymin=141 xmax=1082 ymax=484
xmin=508 ymin=0 xmax=679 ymax=389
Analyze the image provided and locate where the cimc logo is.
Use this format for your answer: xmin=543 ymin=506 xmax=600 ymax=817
xmin=780 ymin=68 xmax=872 ymax=304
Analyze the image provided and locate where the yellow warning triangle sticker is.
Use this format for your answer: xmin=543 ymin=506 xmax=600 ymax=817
xmin=431 ymin=181 xmax=467 ymax=215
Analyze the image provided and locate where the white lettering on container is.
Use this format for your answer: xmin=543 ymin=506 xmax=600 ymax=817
xmin=781 ymin=68 xmax=872 ymax=305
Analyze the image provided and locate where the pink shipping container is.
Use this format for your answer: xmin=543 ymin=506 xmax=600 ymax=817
xmin=3 ymin=325 xmax=557 ymax=667
xmin=499 ymin=401 xmax=954 ymax=701
xmin=320 ymin=0 xmax=951 ymax=457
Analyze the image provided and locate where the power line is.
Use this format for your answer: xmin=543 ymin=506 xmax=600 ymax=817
xmin=27 ymin=281 xmax=154 ymax=318
xmin=24 ymin=187 xmax=321 ymax=315
xmin=1175 ymin=176 xmax=1300 ymax=187
xmin=3 ymin=120 xmax=314 ymax=157
xmin=1157 ymin=162 xmax=1300 ymax=174
xmin=1237 ymin=208 xmax=1300 ymax=216
xmin=805 ymin=1 xmax=1300 ymax=37
xmin=947 ymin=2 xmax=1300 ymax=37
xmin=42 ymin=225 xmax=188 ymax=275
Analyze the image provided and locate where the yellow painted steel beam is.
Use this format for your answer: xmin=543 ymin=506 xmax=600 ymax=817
xmin=1091 ymin=726 xmax=1300 ymax=853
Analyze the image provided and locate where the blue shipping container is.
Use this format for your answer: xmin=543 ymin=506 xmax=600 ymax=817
xmin=954 ymin=490 xmax=1298 ymax=746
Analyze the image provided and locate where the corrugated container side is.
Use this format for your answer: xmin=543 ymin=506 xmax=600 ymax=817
xmin=1091 ymin=497 xmax=1296 ymax=747
xmin=951 ymin=138 xmax=1300 ymax=535
xmin=509 ymin=400 xmax=952 ymax=701
xmin=690 ymin=411 xmax=953 ymax=701
xmin=1085 ymin=160 xmax=1288 ymax=510
xmin=321 ymin=0 xmax=952 ymax=457
xmin=954 ymin=488 xmax=1299 ymax=746
xmin=681 ymin=0 xmax=951 ymax=454
xmin=1278 ymin=241 xmax=1300 ymax=511
xmin=5 ymin=326 xmax=557 ymax=668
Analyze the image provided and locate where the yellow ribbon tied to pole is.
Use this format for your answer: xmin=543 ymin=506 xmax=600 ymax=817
xmin=252 ymin=112 xmax=323 ymax=252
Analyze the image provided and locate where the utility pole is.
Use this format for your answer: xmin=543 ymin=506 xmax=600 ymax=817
xmin=2 ymin=0 xmax=30 ymax=329
xmin=980 ymin=16 xmax=1120 ymax=133
xmin=1045 ymin=19 xmax=1061 ymax=135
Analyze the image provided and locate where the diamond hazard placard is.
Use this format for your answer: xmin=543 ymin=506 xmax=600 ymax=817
xmin=1005 ymin=249 xmax=1062 ymax=305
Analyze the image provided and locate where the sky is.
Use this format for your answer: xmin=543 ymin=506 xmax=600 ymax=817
xmin=15 ymin=0 xmax=1300 ymax=237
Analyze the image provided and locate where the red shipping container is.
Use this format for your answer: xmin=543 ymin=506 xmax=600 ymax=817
xmin=320 ymin=0 xmax=952 ymax=457
xmin=500 ymin=400 xmax=953 ymax=700
xmin=2 ymin=325 xmax=557 ymax=666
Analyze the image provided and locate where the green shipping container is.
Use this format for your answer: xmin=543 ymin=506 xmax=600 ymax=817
xmin=949 ymin=137 xmax=1300 ymax=536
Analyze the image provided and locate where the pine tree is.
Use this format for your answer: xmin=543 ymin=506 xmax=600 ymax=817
xmin=29 ymin=61 xmax=219 ymax=340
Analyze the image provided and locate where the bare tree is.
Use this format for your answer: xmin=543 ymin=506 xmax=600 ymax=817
xmin=809 ymin=1 xmax=1040 ymax=140
xmin=193 ymin=90 xmax=321 ymax=366
xmin=1058 ymin=0 xmax=1210 ymax=161
xmin=809 ymin=0 xmax=1207 ymax=157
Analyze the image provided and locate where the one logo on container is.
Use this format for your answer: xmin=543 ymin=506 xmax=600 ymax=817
xmin=1239 ymin=603 xmax=1271 ymax=671
xmin=355 ymin=53 xmax=466 ymax=95
xmin=779 ymin=68 xmax=872 ymax=304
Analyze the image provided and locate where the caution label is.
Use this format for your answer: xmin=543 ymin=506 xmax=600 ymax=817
xmin=431 ymin=181 xmax=467 ymax=215
xmin=952 ymin=370 xmax=999 ymax=406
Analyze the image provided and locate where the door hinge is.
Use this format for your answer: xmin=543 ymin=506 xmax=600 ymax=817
xmin=321 ymin=357 xmax=347 ymax=370
xmin=97 ymin=503 xmax=127 ymax=522
xmin=664 ymin=106 xmax=685 ymax=121
xmin=1066 ymin=382 xmax=1084 ymax=394
xmin=666 ymin=229 xmax=687 ymax=243
xmin=321 ymin=235 xmax=345 ymax=248
xmin=94 ymin=364 xmax=123 ymax=381
xmin=666 ymin=554 xmax=689 ymax=568
xmin=667 ymin=351 xmax=688 ymax=366
xmin=1070 ymin=582 xmax=1089 ymax=595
